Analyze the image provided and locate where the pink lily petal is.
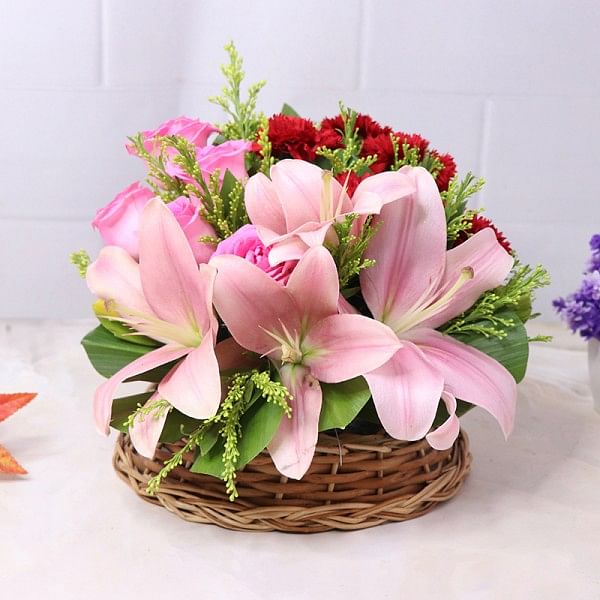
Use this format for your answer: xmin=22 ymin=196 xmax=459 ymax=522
xmin=265 ymin=222 xmax=331 ymax=265
xmin=268 ymin=364 xmax=322 ymax=480
xmin=270 ymin=160 xmax=329 ymax=230
xmin=351 ymin=169 xmax=416 ymax=214
xmin=364 ymin=343 xmax=444 ymax=441
xmin=86 ymin=246 xmax=153 ymax=315
xmin=245 ymin=172 xmax=287 ymax=235
xmin=139 ymin=199 xmax=214 ymax=334
xmin=215 ymin=337 xmax=263 ymax=372
xmin=210 ymin=254 xmax=301 ymax=356
xmin=286 ymin=247 xmax=339 ymax=325
xmin=420 ymin=228 xmax=515 ymax=329
xmin=158 ymin=335 xmax=221 ymax=419
xmin=129 ymin=391 xmax=168 ymax=458
xmin=409 ymin=328 xmax=516 ymax=438
xmin=338 ymin=295 xmax=359 ymax=315
xmin=425 ymin=391 xmax=460 ymax=450
xmin=361 ymin=167 xmax=446 ymax=328
xmin=303 ymin=314 xmax=402 ymax=383
xmin=93 ymin=345 xmax=190 ymax=435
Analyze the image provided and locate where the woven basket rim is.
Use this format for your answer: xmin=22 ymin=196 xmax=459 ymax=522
xmin=112 ymin=428 xmax=472 ymax=533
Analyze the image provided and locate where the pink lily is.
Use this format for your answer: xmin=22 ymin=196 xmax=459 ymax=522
xmin=210 ymin=246 xmax=401 ymax=479
xmin=244 ymin=159 xmax=415 ymax=265
xmin=360 ymin=166 xmax=517 ymax=450
xmin=86 ymin=199 xmax=221 ymax=444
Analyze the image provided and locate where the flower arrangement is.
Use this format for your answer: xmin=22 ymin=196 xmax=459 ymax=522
xmin=73 ymin=44 xmax=549 ymax=501
xmin=554 ymin=235 xmax=600 ymax=340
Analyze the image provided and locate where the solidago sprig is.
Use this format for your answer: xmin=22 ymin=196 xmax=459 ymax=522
xmin=146 ymin=369 xmax=292 ymax=501
xmin=442 ymin=262 xmax=551 ymax=338
xmin=327 ymin=214 xmax=378 ymax=291
xmin=316 ymin=103 xmax=378 ymax=176
xmin=70 ymin=250 xmax=90 ymax=278
xmin=209 ymin=42 xmax=266 ymax=140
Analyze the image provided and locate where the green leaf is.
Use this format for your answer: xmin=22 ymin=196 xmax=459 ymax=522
xmin=159 ymin=410 xmax=202 ymax=443
xmin=455 ymin=310 xmax=529 ymax=383
xmin=432 ymin=399 xmax=473 ymax=428
xmin=218 ymin=169 xmax=238 ymax=202
xmin=190 ymin=399 xmax=284 ymax=479
xmin=81 ymin=325 xmax=175 ymax=381
xmin=319 ymin=377 xmax=372 ymax=431
xmin=110 ymin=392 xmax=152 ymax=433
xmin=280 ymin=103 xmax=300 ymax=117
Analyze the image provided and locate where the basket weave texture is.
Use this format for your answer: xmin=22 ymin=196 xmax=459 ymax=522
xmin=113 ymin=429 xmax=471 ymax=533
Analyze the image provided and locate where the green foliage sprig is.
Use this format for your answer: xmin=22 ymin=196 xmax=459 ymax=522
xmin=146 ymin=369 xmax=292 ymax=500
xmin=124 ymin=398 xmax=172 ymax=430
xmin=209 ymin=42 xmax=266 ymax=140
xmin=326 ymin=214 xmax=378 ymax=291
xmin=442 ymin=172 xmax=485 ymax=224
xmin=256 ymin=114 xmax=274 ymax=175
xmin=70 ymin=250 xmax=90 ymax=278
xmin=316 ymin=104 xmax=377 ymax=176
xmin=442 ymin=262 xmax=551 ymax=338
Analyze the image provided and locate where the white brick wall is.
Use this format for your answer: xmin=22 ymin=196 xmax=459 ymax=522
xmin=1 ymin=0 xmax=599 ymax=319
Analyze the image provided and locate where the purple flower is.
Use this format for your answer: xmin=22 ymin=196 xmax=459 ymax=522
xmin=554 ymin=235 xmax=600 ymax=340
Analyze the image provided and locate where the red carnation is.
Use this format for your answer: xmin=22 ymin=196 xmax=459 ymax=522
xmin=457 ymin=214 xmax=513 ymax=254
xmin=431 ymin=150 xmax=457 ymax=192
xmin=395 ymin=132 xmax=430 ymax=160
xmin=361 ymin=133 xmax=395 ymax=173
xmin=318 ymin=113 xmax=391 ymax=150
xmin=264 ymin=114 xmax=319 ymax=161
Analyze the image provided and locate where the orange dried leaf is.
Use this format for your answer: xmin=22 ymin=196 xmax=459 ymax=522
xmin=0 ymin=444 xmax=27 ymax=475
xmin=0 ymin=393 xmax=36 ymax=422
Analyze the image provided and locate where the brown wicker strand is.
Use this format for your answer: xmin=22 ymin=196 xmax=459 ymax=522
xmin=112 ymin=429 xmax=472 ymax=533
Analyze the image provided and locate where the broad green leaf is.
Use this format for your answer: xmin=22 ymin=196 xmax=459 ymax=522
xmin=159 ymin=411 xmax=202 ymax=443
xmin=219 ymin=169 xmax=238 ymax=202
xmin=110 ymin=392 xmax=152 ymax=433
xmin=280 ymin=103 xmax=300 ymax=117
xmin=456 ymin=310 xmax=529 ymax=383
xmin=81 ymin=326 xmax=174 ymax=381
xmin=190 ymin=399 xmax=284 ymax=479
xmin=318 ymin=377 xmax=372 ymax=431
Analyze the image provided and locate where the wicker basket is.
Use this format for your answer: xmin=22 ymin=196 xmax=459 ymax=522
xmin=113 ymin=428 xmax=472 ymax=533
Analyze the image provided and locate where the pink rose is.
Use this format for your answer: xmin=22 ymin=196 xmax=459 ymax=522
xmin=91 ymin=182 xmax=154 ymax=258
xmin=165 ymin=140 xmax=253 ymax=184
xmin=213 ymin=224 xmax=297 ymax=284
xmin=168 ymin=196 xmax=216 ymax=264
xmin=126 ymin=116 xmax=218 ymax=156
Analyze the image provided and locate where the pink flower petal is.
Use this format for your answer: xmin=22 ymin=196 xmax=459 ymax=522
xmin=409 ymin=328 xmax=517 ymax=438
xmin=158 ymin=336 xmax=221 ymax=419
xmin=270 ymin=160 xmax=327 ymax=231
xmin=139 ymin=199 xmax=215 ymax=335
xmin=363 ymin=342 xmax=444 ymax=441
xmin=420 ymin=228 xmax=515 ymax=329
xmin=286 ymin=246 xmax=339 ymax=325
xmin=129 ymin=391 xmax=168 ymax=458
xmin=86 ymin=246 xmax=153 ymax=315
xmin=425 ymin=391 xmax=460 ymax=450
xmin=351 ymin=169 xmax=416 ymax=214
xmin=361 ymin=167 xmax=446 ymax=329
xmin=338 ymin=295 xmax=359 ymax=315
xmin=268 ymin=364 xmax=322 ymax=480
xmin=303 ymin=314 xmax=401 ymax=383
xmin=244 ymin=172 xmax=287 ymax=235
xmin=210 ymin=254 xmax=301 ymax=356
xmin=93 ymin=345 xmax=190 ymax=435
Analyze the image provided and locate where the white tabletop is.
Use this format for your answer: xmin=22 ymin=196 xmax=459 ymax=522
xmin=1 ymin=320 xmax=599 ymax=599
